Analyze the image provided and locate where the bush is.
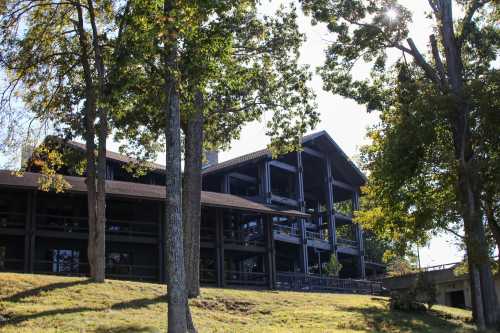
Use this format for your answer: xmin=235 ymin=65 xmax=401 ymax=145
xmin=324 ymin=254 xmax=343 ymax=277
xmin=389 ymin=272 xmax=437 ymax=312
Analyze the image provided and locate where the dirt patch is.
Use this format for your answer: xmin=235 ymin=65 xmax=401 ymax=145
xmin=192 ymin=297 xmax=255 ymax=314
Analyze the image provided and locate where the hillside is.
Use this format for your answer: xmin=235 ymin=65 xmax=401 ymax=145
xmin=0 ymin=273 xmax=480 ymax=333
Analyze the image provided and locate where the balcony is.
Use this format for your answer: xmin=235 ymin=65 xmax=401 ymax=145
xmin=225 ymin=270 xmax=267 ymax=286
xmin=273 ymin=224 xmax=300 ymax=244
xmin=223 ymin=228 xmax=265 ymax=247
xmin=0 ymin=212 xmax=26 ymax=233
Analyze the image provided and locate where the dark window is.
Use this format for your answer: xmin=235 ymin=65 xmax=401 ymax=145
xmin=51 ymin=249 xmax=80 ymax=273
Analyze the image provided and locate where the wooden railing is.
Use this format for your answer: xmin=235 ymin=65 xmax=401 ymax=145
xmin=0 ymin=212 xmax=25 ymax=229
xmin=0 ymin=258 xmax=24 ymax=272
xmin=225 ymin=270 xmax=267 ymax=286
xmin=35 ymin=214 xmax=158 ymax=237
xmin=305 ymin=230 xmax=328 ymax=242
xmin=276 ymin=272 xmax=383 ymax=294
xmin=200 ymin=268 xmax=216 ymax=284
xmin=337 ymin=237 xmax=358 ymax=248
xmin=223 ymin=229 xmax=264 ymax=247
xmin=273 ymin=224 xmax=299 ymax=238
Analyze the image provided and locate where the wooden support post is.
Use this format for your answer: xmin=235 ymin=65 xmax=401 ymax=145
xmin=215 ymin=208 xmax=225 ymax=287
xmin=296 ymin=151 xmax=308 ymax=274
xmin=353 ymin=191 xmax=366 ymax=279
xmin=325 ymin=159 xmax=337 ymax=255
xmin=265 ymin=215 xmax=276 ymax=289
xmin=221 ymin=174 xmax=230 ymax=194
xmin=24 ymin=191 xmax=32 ymax=273
xmin=259 ymin=160 xmax=272 ymax=204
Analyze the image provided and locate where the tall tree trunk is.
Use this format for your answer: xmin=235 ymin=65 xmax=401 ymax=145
xmin=438 ymin=1 xmax=499 ymax=327
xmin=163 ymin=0 xmax=188 ymax=331
xmin=183 ymin=90 xmax=204 ymax=299
xmin=484 ymin=193 xmax=500 ymax=260
xmin=87 ymin=0 xmax=107 ymax=283
xmin=75 ymin=0 xmax=99 ymax=281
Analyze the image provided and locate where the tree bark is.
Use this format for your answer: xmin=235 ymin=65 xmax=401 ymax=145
xmin=75 ymin=0 xmax=99 ymax=281
xmin=183 ymin=90 xmax=204 ymax=299
xmin=437 ymin=1 xmax=499 ymax=327
xmin=163 ymin=0 xmax=188 ymax=332
xmin=484 ymin=193 xmax=500 ymax=261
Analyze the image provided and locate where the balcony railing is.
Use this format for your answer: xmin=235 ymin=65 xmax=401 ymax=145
xmin=0 ymin=212 xmax=25 ymax=230
xmin=305 ymin=231 xmax=329 ymax=243
xmin=273 ymin=224 xmax=299 ymax=238
xmin=225 ymin=270 xmax=267 ymax=286
xmin=0 ymin=258 xmax=24 ymax=272
xmin=200 ymin=227 xmax=216 ymax=241
xmin=276 ymin=272 xmax=382 ymax=294
xmin=223 ymin=229 xmax=264 ymax=247
xmin=35 ymin=214 xmax=158 ymax=238
xmin=337 ymin=238 xmax=358 ymax=248
xmin=200 ymin=268 xmax=216 ymax=284
xmin=106 ymin=263 xmax=157 ymax=281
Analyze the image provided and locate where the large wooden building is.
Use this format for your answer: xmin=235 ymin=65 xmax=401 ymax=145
xmin=0 ymin=131 xmax=385 ymax=289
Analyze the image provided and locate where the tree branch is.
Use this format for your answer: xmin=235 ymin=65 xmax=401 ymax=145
xmin=458 ymin=0 xmax=488 ymax=48
xmin=430 ymin=34 xmax=447 ymax=88
xmin=406 ymin=38 xmax=444 ymax=91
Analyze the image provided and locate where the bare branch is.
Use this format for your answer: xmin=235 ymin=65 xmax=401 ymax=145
xmin=406 ymin=38 xmax=444 ymax=91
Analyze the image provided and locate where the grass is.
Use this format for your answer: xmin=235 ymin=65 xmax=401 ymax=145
xmin=0 ymin=272 xmax=482 ymax=333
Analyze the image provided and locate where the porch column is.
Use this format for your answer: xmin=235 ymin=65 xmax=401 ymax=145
xmin=265 ymin=215 xmax=276 ymax=289
xmin=25 ymin=190 xmax=37 ymax=273
xmin=325 ymin=159 xmax=337 ymax=255
xmin=353 ymin=191 xmax=366 ymax=279
xmin=296 ymin=151 xmax=308 ymax=274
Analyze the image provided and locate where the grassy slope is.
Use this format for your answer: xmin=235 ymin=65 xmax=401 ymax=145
xmin=0 ymin=273 xmax=479 ymax=333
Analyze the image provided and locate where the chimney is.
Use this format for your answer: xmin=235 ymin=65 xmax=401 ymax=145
xmin=203 ymin=150 xmax=218 ymax=168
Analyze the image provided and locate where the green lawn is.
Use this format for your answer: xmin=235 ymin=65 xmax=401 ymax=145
xmin=0 ymin=273 xmax=483 ymax=333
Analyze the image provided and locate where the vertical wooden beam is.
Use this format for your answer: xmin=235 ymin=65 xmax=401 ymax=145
xmin=353 ymin=191 xmax=366 ymax=279
xmin=296 ymin=151 xmax=308 ymax=274
xmin=215 ymin=208 xmax=225 ymax=287
xmin=221 ymin=174 xmax=230 ymax=194
xmin=265 ymin=215 xmax=276 ymax=289
xmin=325 ymin=159 xmax=337 ymax=254
xmin=259 ymin=160 xmax=272 ymax=204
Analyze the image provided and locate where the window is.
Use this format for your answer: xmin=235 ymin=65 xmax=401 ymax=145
xmin=107 ymin=252 xmax=132 ymax=275
xmin=52 ymin=249 xmax=80 ymax=273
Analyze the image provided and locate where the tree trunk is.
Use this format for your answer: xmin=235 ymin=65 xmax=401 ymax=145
xmin=438 ymin=1 xmax=499 ymax=327
xmin=183 ymin=90 xmax=204 ymax=299
xmin=75 ymin=0 xmax=100 ymax=281
xmin=484 ymin=193 xmax=500 ymax=260
xmin=87 ymin=0 xmax=107 ymax=284
xmin=163 ymin=0 xmax=188 ymax=332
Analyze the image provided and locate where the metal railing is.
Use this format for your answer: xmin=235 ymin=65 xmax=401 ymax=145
xmin=273 ymin=224 xmax=300 ymax=238
xmin=276 ymin=272 xmax=383 ymax=294
xmin=225 ymin=270 xmax=267 ymax=286
xmin=36 ymin=214 xmax=89 ymax=233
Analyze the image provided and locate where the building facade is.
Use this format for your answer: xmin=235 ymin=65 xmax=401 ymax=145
xmin=0 ymin=131 xmax=385 ymax=288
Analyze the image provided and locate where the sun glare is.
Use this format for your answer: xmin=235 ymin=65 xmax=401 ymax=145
xmin=386 ymin=8 xmax=398 ymax=21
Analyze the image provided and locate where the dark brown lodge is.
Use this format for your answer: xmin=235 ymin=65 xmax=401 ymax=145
xmin=0 ymin=131 xmax=385 ymax=289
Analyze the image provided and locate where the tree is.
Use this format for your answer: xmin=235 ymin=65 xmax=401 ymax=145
xmin=301 ymin=0 xmax=499 ymax=328
xmin=0 ymin=0 xmax=131 ymax=282
xmin=325 ymin=254 xmax=343 ymax=277
xmin=112 ymin=1 xmax=318 ymax=302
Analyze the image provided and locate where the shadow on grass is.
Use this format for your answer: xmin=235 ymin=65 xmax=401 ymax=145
xmin=336 ymin=298 xmax=475 ymax=333
xmin=1 ymin=279 xmax=93 ymax=303
xmin=95 ymin=325 xmax=160 ymax=333
xmin=0 ymin=306 xmax=96 ymax=326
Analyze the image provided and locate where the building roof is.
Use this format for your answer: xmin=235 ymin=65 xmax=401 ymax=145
xmin=47 ymin=137 xmax=166 ymax=172
xmin=202 ymin=130 xmax=367 ymax=185
xmin=0 ymin=170 xmax=309 ymax=218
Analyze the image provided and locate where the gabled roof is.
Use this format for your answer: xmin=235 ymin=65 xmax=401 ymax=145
xmin=45 ymin=136 xmax=166 ymax=173
xmin=202 ymin=130 xmax=367 ymax=185
xmin=0 ymin=170 xmax=309 ymax=218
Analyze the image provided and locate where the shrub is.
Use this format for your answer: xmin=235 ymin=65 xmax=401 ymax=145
xmin=324 ymin=254 xmax=343 ymax=277
xmin=389 ymin=272 xmax=437 ymax=312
